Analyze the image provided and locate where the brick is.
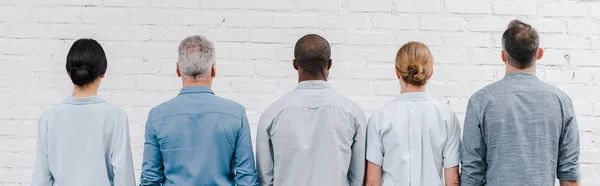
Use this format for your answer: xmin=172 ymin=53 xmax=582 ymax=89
xmin=0 ymin=7 xmax=29 ymax=22
xmin=395 ymin=32 xmax=443 ymax=46
xmin=430 ymin=48 xmax=470 ymax=64
xmin=273 ymin=15 xmax=317 ymax=28
xmin=421 ymin=18 xmax=465 ymax=31
xmin=330 ymin=81 xmax=373 ymax=95
xmin=573 ymin=102 xmax=594 ymax=116
xmin=426 ymin=83 xmax=470 ymax=97
xmin=352 ymin=66 xmax=396 ymax=80
xmin=201 ymin=0 xmax=245 ymax=9
xmin=246 ymin=0 xmax=292 ymax=10
xmin=255 ymin=64 xmax=296 ymax=77
xmin=443 ymin=34 xmax=491 ymax=47
xmin=542 ymin=35 xmax=589 ymax=49
xmin=523 ymin=19 xmax=567 ymax=33
xmin=445 ymin=2 xmax=489 ymax=14
xmin=544 ymin=70 xmax=591 ymax=84
xmin=129 ymin=9 xmax=175 ymax=25
xmin=230 ymin=80 xmax=277 ymax=92
xmin=295 ymin=0 xmax=341 ymax=10
xmin=469 ymin=18 xmax=510 ymax=32
xmin=103 ymin=0 xmax=145 ymax=7
xmin=568 ymin=21 xmax=600 ymax=34
xmin=540 ymin=3 xmax=587 ymax=17
xmin=492 ymin=3 xmax=537 ymax=15
xmin=375 ymin=81 xmax=400 ymax=96
xmin=569 ymin=87 xmax=600 ymax=100
xmin=217 ymin=63 xmax=255 ymax=76
xmin=346 ymin=32 xmax=392 ymax=45
xmin=348 ymin=0 xmax=390 ymax=12
xmin=80 ymin=8 xmax=129 ymax=24
xmin=150 ymin=0 xmax=199 ymax=8
xmin=442 ymin=67 xmax=495 ymax=81
xmin=569 ymin=52 xmax=600 ymax=67
xmin=372 ymin=16 xmax=418 ymax=30
xmin=57 ymin=0 xmax=100 ymax=6
xmin=395 ymin=1 xmax=441 ymax=13
xmin=32 ymin=7 xmax=80 ymax=23
xmin=592 ymin=3 xmax=600 ymax=18
xmin=249 ymin=30 xmax=294 ymax=43
xmin=225 ymin=14 xmax=272 ymax=27
xmin=470 ymin=48 xmax=501 ymax=65
xmin=318 ymin=16 xmax=369 ymax=29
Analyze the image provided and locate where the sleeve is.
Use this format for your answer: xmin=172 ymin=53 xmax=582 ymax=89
xmin=460 ymin=97 xmax=487 ymax=186
xmin=111 ymin=113 xmax=136 ymax=186
xmin=443 ymin=110 xmax=461 ymax=168
xmin=140 ymin=110 xmax=165 ymax=186
xmin=348 ymin=112 xmax=367 ymax=186
xmin=366 ymin=112 xmax=384 ymax=166
xmin=556 ymin=96 xmax=580 ymax=181
xmin=256 ymin=111 xmax=274 ymax=186
xmin=233 ymin=113 xmax=259 ymax=186
xmin=31 ymin=118 xmax=54 ymax=186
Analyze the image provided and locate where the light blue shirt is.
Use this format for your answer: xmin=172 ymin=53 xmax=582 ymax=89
xmin=32 ymin=96 xmax=136 ymax=186
xmin=140 ymin=86 xmax=258 ymax=186
xmin=366 ymin=92 xmax=461 ymax=186
xmin=256 ymin=80 xmax=367 ymax=186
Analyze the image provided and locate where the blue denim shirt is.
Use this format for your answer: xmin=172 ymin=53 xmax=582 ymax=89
xmin=140 ymin=86 xmax=258 ymax=186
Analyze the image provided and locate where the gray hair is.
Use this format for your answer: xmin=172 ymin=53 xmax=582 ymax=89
xmin=177 ymin=35 xmax=215 ymax=77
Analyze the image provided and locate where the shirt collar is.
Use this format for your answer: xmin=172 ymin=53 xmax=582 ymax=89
xmin=179 ymin=86 xmax=214 ymax=95
xmin=63 ymin=96 xmax=106 ymax=105
xmin=394 ymin=92 xmax=434 ymax=102
xmin=295 ymin=80 xmax=331 ymax=89
xmin=503 ymin=72 xmax=537 ymax=80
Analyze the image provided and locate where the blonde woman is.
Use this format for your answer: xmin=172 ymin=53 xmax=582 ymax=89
xmin=365 ymin=42 xmax=460 ymax=186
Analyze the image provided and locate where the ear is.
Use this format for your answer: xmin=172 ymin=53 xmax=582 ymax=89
xmin=99 ymin=74 xmax=105 ymax=78
xmin=501 ymin=50 xmax=507 ymax=63
xmin=327 ymin=59 xmax=332 ymax=70
xmin=536 ymin=48 xmax=544 ymax=60
xmin=427 ymin=69 xmax=434 ymax=80
xmin=395 ymin=70 xmax=401 ymax=79
xmin=176 ymin=62 xmax=181 ymax=77
xmin=293 ymin=59 xmax=298 ymax=70
xmin=211 ymin=63 xmax=216 ymax=78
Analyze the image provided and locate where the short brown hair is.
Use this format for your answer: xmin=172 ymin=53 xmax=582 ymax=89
xmin=502 ymin=20 xmax=540 ymax=69
xmin=395 ymin=42 xmax=434 ymax=86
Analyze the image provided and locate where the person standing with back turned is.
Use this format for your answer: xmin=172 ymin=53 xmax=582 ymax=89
xmin=365 ymin=42 xmax=461 ymax=186
xmin=256 ymin=34 xmax=367 ymax=186
xmin=139 ymin=35 xmax=258 ymax=186
xmin=460 ymin=20 xmax=580 ymax=186
xmin=31 ymin=38 xmax=136 ymax=186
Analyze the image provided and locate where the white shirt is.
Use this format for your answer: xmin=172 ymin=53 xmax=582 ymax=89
xmin=31 ymin=96 xmax=136 ymax=186
xmin=366 ymin=92 xmax=461 ymax=186
xmin=256 ymin=80 xmax=367 ymax=186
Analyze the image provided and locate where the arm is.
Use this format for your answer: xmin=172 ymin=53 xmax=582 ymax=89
xmin=444 ymin=166 xmax=459 ymax=186
xmin=233 ymin=113 xmax=259 ymax=186
xmin=560 ymin=181 xmax=579 ymax=186
xmin=31 ymin=118 xmax=53 ymax=186
xmin=140 ymin=112 xmax=165 ymax=186
xmin=365 ymin=112 xmax=383 ymax=186
xmin=557 ymin=97 xmax=580 ymax=184
xmin=111 ymin=113 xmax=136 ymax=186
xmin=365 ymin=161 xmax=382 ymax=186
xmin=348 ymin=113 xmax=367 ymax=186
xmin=443 ymin=111 xmax=461 ymax=186
xmin=256 ymin=112 xmax=274 ymax=186
xmin=460 ymin=97 xmax=487 ymax=186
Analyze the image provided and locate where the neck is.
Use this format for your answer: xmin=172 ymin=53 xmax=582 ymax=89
xmin=400 ymin=83 xmax=425 ymax=94
xmin=72 ymin=85 xmax=99 ymax=98
xmin=298 ymin=74 xmax=327 ymax=82
xmin=506 ymin=63 xmax=536 ymax=73
xmin=182 ymin=75 xmax=212 ymax=88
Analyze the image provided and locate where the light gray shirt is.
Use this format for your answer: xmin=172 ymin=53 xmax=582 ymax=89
xmin=367 ymin=92 xmax=461 ymax=186
xmin=461 ymin=72 xmax=580 ymax=186
xmin=256 ymin=80 xmax=367 ymax=186
xmin=32 ymin=96 xmax=136 ymax=186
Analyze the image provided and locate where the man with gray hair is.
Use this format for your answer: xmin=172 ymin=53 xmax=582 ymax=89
xmin=461 ymin=20 xmax=580 ymax=186
xmin=140 ymin=35 xmax=258 ymax=186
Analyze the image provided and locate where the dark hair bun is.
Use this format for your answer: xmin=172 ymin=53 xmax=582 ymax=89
xmin=406 ymin=64 xmax=427 ymax=86
xmin=66 ymin=38 xmax=107 ymax=86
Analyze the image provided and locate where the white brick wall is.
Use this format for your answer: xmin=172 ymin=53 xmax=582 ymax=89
xmin=0 ymin=0 xmax=599 ymax=185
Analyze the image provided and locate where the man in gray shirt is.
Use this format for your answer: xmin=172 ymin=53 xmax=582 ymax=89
xmin=461 ymin=20 xmax=580 ymax=186
xmin=256 ymin=34 xmax=367 ymax=186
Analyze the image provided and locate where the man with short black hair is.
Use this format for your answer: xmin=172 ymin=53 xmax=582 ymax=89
xmin=460 ymin=20 xmax=580 ymax=186
xmin=256 ymin=34 xmax=367 ymax=186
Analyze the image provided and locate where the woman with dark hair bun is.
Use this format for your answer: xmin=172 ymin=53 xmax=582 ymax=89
xmin=31 ymin=38 xmax=135 ymax=186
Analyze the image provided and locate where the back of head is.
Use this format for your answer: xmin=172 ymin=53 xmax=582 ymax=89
xmin=395 ymin=42 xmax=433 ymax=86
xmin=178 ymin=35 xmax=215 ymax=78
xmin=502 ymin=20 xmax=540 ymax=69
xmin=294 ymin=34 xmax=331 ymax=75
xmin=66 ymin=38 xmax=107 ymax=86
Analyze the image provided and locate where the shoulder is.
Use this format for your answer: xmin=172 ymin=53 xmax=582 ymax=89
xmin=331 ymin=92 xmax=366 ymax=120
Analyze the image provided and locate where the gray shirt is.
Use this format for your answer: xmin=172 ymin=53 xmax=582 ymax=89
xmin=256 ymin=80 xmax=367 ymax=186
xmin=460 ymin=72 xmax=580 ymax=186
xmin=32 ymin=96 xmax=136 ymax=186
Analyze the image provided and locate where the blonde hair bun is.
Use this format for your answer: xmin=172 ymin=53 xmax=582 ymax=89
xmin=395 ymin=42 xmax=433 ymax=86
